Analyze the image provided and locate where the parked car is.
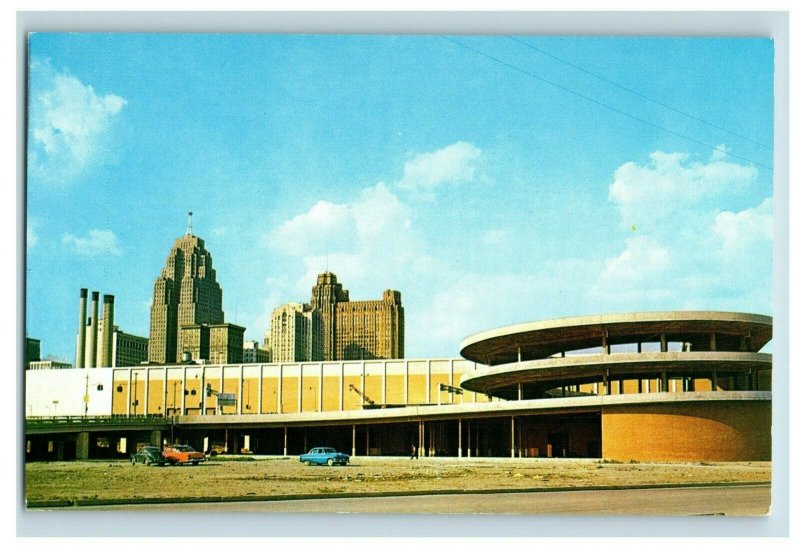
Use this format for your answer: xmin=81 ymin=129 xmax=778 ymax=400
xmin=299 ymin=447 xmax=350 ymax=466
xmin=163 ymin=445 xmax=206 ymax=465
xmin=131 ymin=446 xmax=168 ymax=466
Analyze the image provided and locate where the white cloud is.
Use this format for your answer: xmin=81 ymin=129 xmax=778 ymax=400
xmin=62 ymin=229 xmax=121 ymax=256
xmin=267 ymin=181 xmax=428 ymax=302
xmin=28 ymin=58 xmax=126 ymax=183
xmin=593 ymin=151 xmax=771 ymax=311
xmin=589 ymin=236 xmax=673 ymax=303
xmin=269 ymin=200 xmax=357 ymax=257
xmin=713 ymin=197 xmax=773 ymax=255
xmin=212 ymin=226 xmax=229 ymax=237
xmin=480 ymin=228 xmax=508 ymax=247
xmin=609 ymin=150 xmax=758 ymax=230
xmin=710 ymin=144 xmax=729 ymax=161
xmin=396 ymin=141 xmax=482 ymax=197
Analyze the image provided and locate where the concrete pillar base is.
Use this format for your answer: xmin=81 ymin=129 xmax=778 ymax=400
xmin=76 ymin=432 xmax=90 ymax=461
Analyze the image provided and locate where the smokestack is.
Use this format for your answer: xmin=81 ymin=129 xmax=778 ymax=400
xmin=88 ymin=291 xmax=99 ymax=367
xmin=76 ymin=288 xmax=87 ymax=368
xmin=102 ymin=294 xmax=115 ymax=367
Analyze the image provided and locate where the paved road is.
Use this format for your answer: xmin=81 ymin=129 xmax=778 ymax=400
xmin=60 ymin=484 xmax=770 ymax=515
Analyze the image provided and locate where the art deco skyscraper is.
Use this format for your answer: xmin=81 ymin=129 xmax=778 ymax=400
xmin=148 ymin=214 xmax=224 ymax=363
xmin=308 ymin=272 xmax=404 ymax=361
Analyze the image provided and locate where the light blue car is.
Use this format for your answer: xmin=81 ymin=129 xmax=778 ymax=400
xmin=299 ymin=447 xmax=350 ymax=466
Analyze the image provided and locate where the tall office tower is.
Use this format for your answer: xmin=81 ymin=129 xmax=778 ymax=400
xmin=336 ymin=290 xmax=404 ymax=360
xmin=270 ymin=303 xmax=322 ymax=363
xmin=148 ymin=215 xmax=225 ymax=364
xmin=308 ymin=272 xmax=404 ymax=361
xmin=309 ymin=272 xmax=349 ymax=361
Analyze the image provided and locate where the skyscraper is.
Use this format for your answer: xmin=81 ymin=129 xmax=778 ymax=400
xmin=269 ymin=303 xmax=322 ymax=363
xmin=148 ymin=216 xmax=224 ymax=364
xmin=306 ymin=272 xmax=404 ymax=361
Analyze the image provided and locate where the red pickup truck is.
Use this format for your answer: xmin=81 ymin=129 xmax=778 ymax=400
xmin=163 ymin=445 xmax=206 ymax=465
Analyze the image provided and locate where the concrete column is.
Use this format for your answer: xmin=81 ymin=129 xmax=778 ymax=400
xmin=237 ymin=365 xmax=243 ymax=415
xmin=297 ymin=364 xmax=303 ymax=413
xmin=88 ymin=291 xmax=99 ymax=367
xmin=420 ymin=421 xmax=425 ymax=457
xmin=510 ymin=416 xmax=515 ymax=458
xmin=318 ymin=363 xmax=323 ymax=412
xmin=76 ymin=288 xmax=87 ymax=368
xmin=660 ymin=334 xmax=667 ymax=352
xmin=710 ymin=332 xmax=717 ymax=351
xmin=518 ymin=383 xmax=523 ymax=401
xmin=449 ymin=359 xmax=455 ymax=404
xmin=467 ymin=421 xmax=471 ymax=458
xmin=382 ymin=361 xmax=387 ymax=405
xmin=150 ymin=430 xmax=162 ymax=448
xmin=101 ymin=295 xmax=115 ymax=367
xmin=360 ymin=361 xmax=366 ymax=406
xmin=517 ymin=345 xmax=521 ymax=362
xmin=283 ymin=427 xmax=288 ymax=456
xmin=126 ymin=368 xmax=132 ymax=417
xmin=404 ymin=361 xmax=409 ymax=404
xmin=366 ymin=427 xmax=370 ymax=456
xmin=601 ymin=331 xmax=608 ymax=354
xmin=257 ymin=364 xmax=263 ymax=414
xmin=181 ymin=367 xmax=187 ymax=415
xmin=56 ymin=440 xmax=65 ymax=461
xmin=352 ymin=425 xmax=356 ymax=457
xmin=618 ymin=380 xmax=624 ymax=395
xmin=278 ymin=363 xmax=283 ymax=413
xmin=661 ymin=371 xmax=668 ymax=392
xmin=637 ymin=342 xmax=642 ymax=353
xmin=76 ymin=432 xmax=90 ymax=461
xmin=603 ymin=369 xmax=610 ymax=395
xmin=426 ymin=360 xmax=431 ymax=404
xmin=458 ymin=419 xmax=462 ymax=458
xmin=143 ymin=368 xmax=151 ymax=416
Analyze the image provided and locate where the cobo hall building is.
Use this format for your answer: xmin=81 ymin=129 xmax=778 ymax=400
xmin=25 ymin=311 xmax=771 ymax=463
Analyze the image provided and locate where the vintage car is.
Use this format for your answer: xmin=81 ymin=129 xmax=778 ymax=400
xmin=163 ymin=445 xmax=206 ymax=465
xmin=299 ymin=447 xmax=350 ymax=466
xmin=131 ymin=446 xmax=168 ymax=466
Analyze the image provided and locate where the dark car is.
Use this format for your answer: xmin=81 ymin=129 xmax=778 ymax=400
xmin=131 ymin=446 xmax=168 ymax=466
xmin=299 ymin=447 xmax=350 ymax=466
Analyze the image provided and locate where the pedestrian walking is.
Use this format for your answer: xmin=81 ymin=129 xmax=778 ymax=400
xmin=410 ymin=444 xmax=417 ymax=459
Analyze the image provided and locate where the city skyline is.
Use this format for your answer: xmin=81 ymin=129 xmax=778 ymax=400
xmin=26 ymin=34 xmax=774 ymax=362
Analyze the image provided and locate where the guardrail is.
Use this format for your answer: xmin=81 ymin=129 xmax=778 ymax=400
xmin=25 ymin=415 xmax=172 ymax=431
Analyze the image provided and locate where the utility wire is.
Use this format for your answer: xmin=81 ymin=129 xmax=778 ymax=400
xmin=509 ymin=36 xmax=771 ymax=150
xmin=441 ymin=36 xmax=772 ymax=172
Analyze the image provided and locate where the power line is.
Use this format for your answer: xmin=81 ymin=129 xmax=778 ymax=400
xmin=509 ymin=36 xmax=771 ymax=150
xmin=441 ymin=37 xmax=772 ymax=172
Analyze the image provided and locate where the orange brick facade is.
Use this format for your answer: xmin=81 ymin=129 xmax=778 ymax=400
xmin=601 ymin=400 xmax=771 ymax=462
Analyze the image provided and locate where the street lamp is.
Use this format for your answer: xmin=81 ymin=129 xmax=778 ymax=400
xmin=171 ymin=380 xmax=180 ymax=416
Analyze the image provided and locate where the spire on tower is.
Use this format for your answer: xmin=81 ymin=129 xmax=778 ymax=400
xmin=186 ymin=211 xmax=193 ymax=236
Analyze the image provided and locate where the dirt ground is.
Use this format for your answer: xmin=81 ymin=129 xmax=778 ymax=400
xmin=24 ymin=456 xmax=771 ymax=505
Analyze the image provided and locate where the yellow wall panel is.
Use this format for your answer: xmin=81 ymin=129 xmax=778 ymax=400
xmin=322 ymin=376 xmax=340 ymax=411
xmin=260 ymin=377 xmax=278 ymax=414
xmin=281 ymin=377 xmax=298 ymax=413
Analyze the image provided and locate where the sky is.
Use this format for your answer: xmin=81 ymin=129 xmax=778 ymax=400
xmin=25 ymin=34 xmax=775 ymax=362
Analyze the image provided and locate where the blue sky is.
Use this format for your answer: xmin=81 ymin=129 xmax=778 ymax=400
xmin=25 ymin=34 xmax=774 ymax=362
